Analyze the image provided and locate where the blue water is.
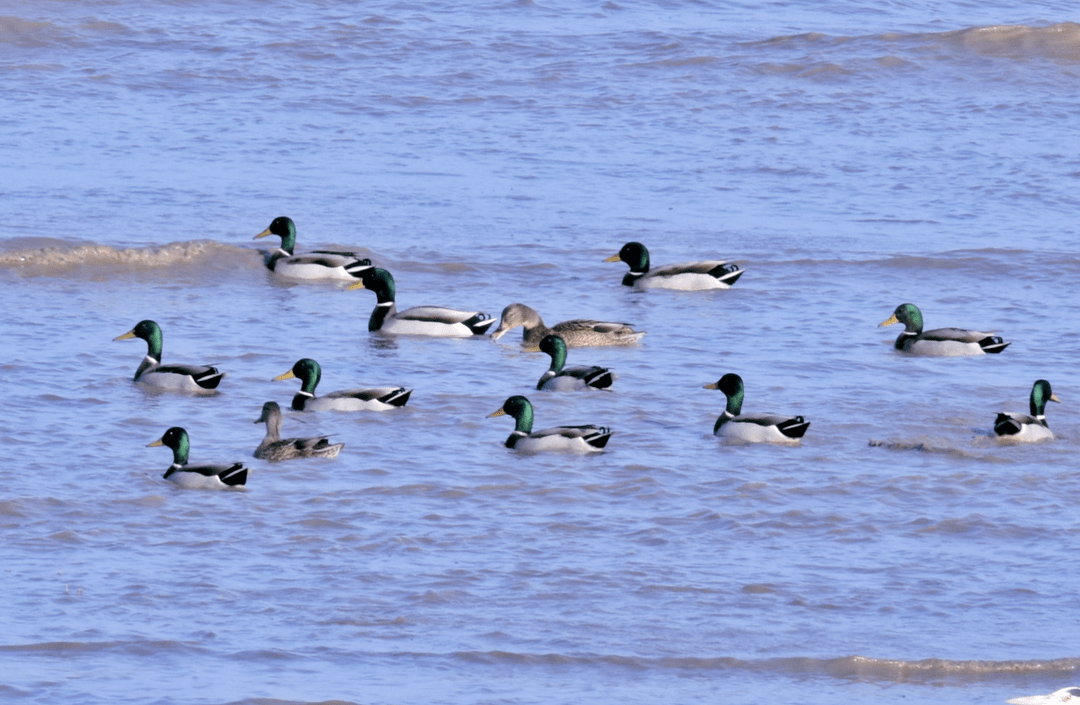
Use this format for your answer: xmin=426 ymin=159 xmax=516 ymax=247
xmin=1 ymin=1 xmax=1079 ymax=703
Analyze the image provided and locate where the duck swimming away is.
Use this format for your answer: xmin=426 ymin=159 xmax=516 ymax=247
xmin=993 ymin=379 xmax=1059 ymax=442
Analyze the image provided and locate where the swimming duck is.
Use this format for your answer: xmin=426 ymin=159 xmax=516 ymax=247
xmin=1007 ymin=687 xmax=1080 ymax=705
xmin=604 ymin=241 xmax=744 ymax=290
xmin=273 ymin=358 xmax=412 ymax=411
xmin=254 ymin=216 xmax=372 ymax=280
xmin=879 ymin=303 xmax=1010 ymax=356
xmin=490 ymin=303 xmax=645 ymax=347
xmin=148 ymin=426 xmax=248 ymax=488
xmin=704 ymin=373 xmax=809 ymax=442
xmin=993 ymin=379 xmax=1060 ymax=442
xmin=531 ymin=334 xmax=615 ymax=391
xmin=254 ymin=401 xmax=344 ymax=460
xmin=347 ymin=267 xmax=495 ymax=337
xmin=487 ymin=395 xmax=613 ymax=452
xmin=114 ymin=319 xmax=224 ymax=392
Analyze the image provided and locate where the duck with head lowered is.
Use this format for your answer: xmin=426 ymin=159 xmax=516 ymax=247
xmin=605 ymin=241 xmax=743 ymax=290
xmin=704 ymin=373 xmax=809 ymax=443
xmin=879 ymin=303 xmax=1010 ymax=356
xmin=254 ymin=216 xmax=372 ymax=281
xmin=490 ymin=303 xmax=645 ymax=348
xmin=148 ymin=427 xmax=248 ymax=489
xmin=348 ymin=267 xmax=495 ymax=337
xmin=273 ymin=358 xmax=412 ymax=411
xmin=114 ymin=319 xmax=224 ymax=393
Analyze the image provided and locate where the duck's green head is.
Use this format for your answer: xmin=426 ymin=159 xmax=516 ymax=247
xmin=604 ymin=241 xmax=650 ymax=272
xmin=148 ymin=426 xmax=190 ymax=466
xmin=114 ymin=319 xmax=163 ymax=359
xmin=347 ymin=267 xmax=396 ymax=302
xmin=879 ymin=303 xmax=923 ymax=333
xmin=1031 ymin=379 xmax=1061 ymax=416
xmin=704 ymin=373 xmax=745 ymax=415
xmin=254 ymin=216 xmax=297 ymax=253
xmin=537 ymin=333 xmax=568 ymax=372
xmin=274 ymin=358 xmax=321 ymax=393
xmin=488 ymin=395 xmax=534 ymax=434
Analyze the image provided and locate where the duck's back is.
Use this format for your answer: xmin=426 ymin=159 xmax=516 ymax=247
xmin=386 ymin=305 xmax=494 ymax=337
xmin=638 ymin=261 xmax=741 ymax=290
xmin=718 ymin=414 xmax=809 ymax=442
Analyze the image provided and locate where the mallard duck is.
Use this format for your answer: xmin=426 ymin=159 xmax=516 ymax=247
xmin=704 ymin=373 xmax=809 ymax=442
xmin=114 ymin=319 xmax=224 ymax=392
xmin=879 ymin=303 xmax=1010 ymax=356
xmin=254 ymin=401 xmax=344 ymax=460
xmin=148 ymin=427 xmax=248 ymax=488
xmin=489 ymin=303 xmax=645 ymax=347
xmin=1007 ymin=687 xmax=1080 ymax=705
xmin=254 ymin=216 xmax=372 ymax=280
xmin=347 ymin=267 xmax=495 ymax=337
xmin=604 ymin=241 xmax=744 ymax=290
xmin=531 ymin=334 xmax=615 ymax=391
xmin=273 ymin=358 xmax=412 ymax=411
xmin=487 ymin=395 xmax=613 ymax=452
xmin=993 ymin=379 xmax=1060 ymax=442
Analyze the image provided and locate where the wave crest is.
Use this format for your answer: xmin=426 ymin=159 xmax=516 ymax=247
xmin=0 ymin=15 xmax=65 ymax=47
xmin=742 ymin=22 xmax=1080 ymax=72
xmin=947 ymin=23 xmax=1080 ymax=62
xmin=0 ymin=239 xmax=261 ymax=278
xmin=453 ymin=650 xmax=1080 ymax=682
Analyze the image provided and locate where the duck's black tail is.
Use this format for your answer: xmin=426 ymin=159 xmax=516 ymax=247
xmin=220 ymin=463 xmax=248 ymax=487
xmin=993 ymin=413 xmax=1021 ymax=436
xmin=585 ymin=368 xmax=615 ymax=389
xmin=710 ymin=262 xmax=744 ymax=286
xmin=464 ymin=313 xmax=496 ymax=335
xmin=343 ymin=258 xmax=373 ymax=278
xmin=778 ymin=417 xmax=810 ymax=439
xmin=380 ymin=387 xmax=413 ymax=407
xmin=585 ymin=428 xmax=614 ymax=449
xmin=194 ymin=367 xmax=225 ymax=390
xmin=979 ymin=336 xmax=1010 ymax=354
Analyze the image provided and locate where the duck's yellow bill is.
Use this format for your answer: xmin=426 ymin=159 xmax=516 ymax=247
xmin=603 ymin=254 xmax=621 ymax=262
xmin=147 ymin=438 xmax=164 ymax=447
xmin=878 ymin=314 xmax=899 ymax=327
xmin=273 ymin=370 xmax=296 ymax=381
xmin=1050 ymin=393 xmax=1062 ymax=403
xmin=702 ymin=382 xmax=719 ymax=390
xmin=254 ymin=228 xmax=272 ymax=240
xmin=487 ymin=408 xmax=507 ymax=418
xmin=346 ymin=280 xmax=366 ymax=291
xmin=114 ymin=330 xmax=136 ymax=341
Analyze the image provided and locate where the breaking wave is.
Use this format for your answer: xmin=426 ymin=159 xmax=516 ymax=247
xmin=0 ymin=238 xmax=262 ymax=278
